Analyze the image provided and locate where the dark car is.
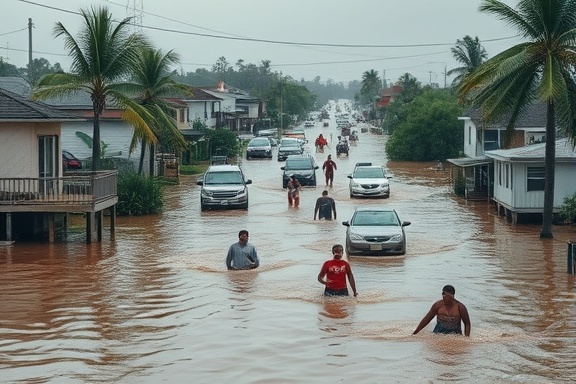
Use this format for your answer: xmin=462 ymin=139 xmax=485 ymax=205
xmin=342 ymin=207 xmax=411 ymax=256
xmin=196 ymin=164 xmax=252 ymax=211
xmin=246 ymin=137 xmax=273 ymax=159
xmin=281 ymin=154 xmax=319 ymax=188
xmin=277 ymin=138 xmax=304 ymax=161
xmin=62 ymin=150 xmax=82 ymax=170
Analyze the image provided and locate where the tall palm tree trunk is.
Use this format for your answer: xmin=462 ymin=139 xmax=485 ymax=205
xmin=92 ymin=110 xmax=101 ymax=172
xmin=138 ymin=140 xmax=146 ymax=175
xmin=540 ymin=101 xmax=556 ymax=238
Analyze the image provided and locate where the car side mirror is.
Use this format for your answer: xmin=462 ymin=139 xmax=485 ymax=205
xmin=402 ymin=221 xmax=411 ymax=227
xmin=347 ymin=175 xmax=352 ymax=179
xmin=280 ymin=166 xmax=285 ymax=170
xmin=196 ymin=180 xmax=203 ymax=186
xmin=342 ymin=221 xmax=350 ymax=227
xmin=245 ymin=179 xmax=252 ymax=185
xmin=314 ymin=166 xmax=319 ymax=169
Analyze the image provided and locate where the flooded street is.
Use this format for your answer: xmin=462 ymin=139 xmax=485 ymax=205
xmin=1 ymin=111 xmax=576 ymax=383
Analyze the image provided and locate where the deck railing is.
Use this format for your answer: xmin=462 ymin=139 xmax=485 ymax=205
xmin=0 ymin=171 xmax=117 ymax=204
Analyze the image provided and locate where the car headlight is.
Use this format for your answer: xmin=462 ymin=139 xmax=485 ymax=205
xmin=348 ymin=232 xmax=364 ymax=241
xmin=350 ymin=181 xmax=360 ymax=188
xmin=236 ymin=187 xmax=246 ymax=196
xmin=202 ymin=190 xmax=213 ymax=197
xmin=389 ymin=234 xmax=402 ymax=242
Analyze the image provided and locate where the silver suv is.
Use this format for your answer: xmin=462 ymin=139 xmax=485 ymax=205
xmin=197 ymin=165 xmax=252 ymax=211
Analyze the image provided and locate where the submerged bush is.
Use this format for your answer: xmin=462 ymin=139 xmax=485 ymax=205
xmin=117 ymin=173 xmax=164 ymax=216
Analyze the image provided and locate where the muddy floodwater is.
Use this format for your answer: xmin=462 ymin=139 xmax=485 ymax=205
xmin=1 ymin=115 xmax=576 ymax=383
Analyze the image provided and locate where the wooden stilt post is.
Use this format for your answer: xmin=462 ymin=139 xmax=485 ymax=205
xmin=6 ymin=213 xmax=12 ymax=241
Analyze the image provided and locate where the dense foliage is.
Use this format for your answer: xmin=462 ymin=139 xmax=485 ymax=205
xmin=385 ymin=89 xmax=464 ymax=161
xmin=116 ymin=173 xmax=164 ymax=216
xmin=559 ymin=193 xmax=576 ymax=223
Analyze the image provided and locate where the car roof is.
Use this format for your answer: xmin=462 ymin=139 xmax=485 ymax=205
xmin=207 ymin=164 xmax=242 ymax=172
xmin=249 ymin=137 xmax=270 ymax=142
xmin=286 ymin=154 xmax=313 ymax=160
xmin=353 ymin=207 xmax=396 ymax=212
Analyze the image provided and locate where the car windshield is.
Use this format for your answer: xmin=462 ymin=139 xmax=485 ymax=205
xmin=351 ymin=211 xmax=399 ymax=226
xmin=204 ymin=171 xmax=244 ymax=185
xmin=354 ymin=168 xmax=385 ymax=178
xmin=285 ymin=159 xmax=312 ymax=170
xmin=248 ymin=139 xmax=269 ymax=147
xmin=281 ymin=140 xmax=300 ymax=147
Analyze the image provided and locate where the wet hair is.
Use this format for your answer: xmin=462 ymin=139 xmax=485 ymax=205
xmin=332 ymin=244 xmax=343 ymax=253
xmin=238 ymin=230 xmax=249 ymax=237
xmin=442 ymin=285 xmax=455 ymax=295
xmin=322 ymin=190 xmax=328 ymax=196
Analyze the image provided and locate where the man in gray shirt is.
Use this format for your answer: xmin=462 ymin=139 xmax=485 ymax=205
xmin=226 ymin=230 xmax=260 ymax=270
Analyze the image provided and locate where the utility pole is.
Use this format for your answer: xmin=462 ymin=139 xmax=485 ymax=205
xmin=28 ymin=18 xmax=33 ymax=85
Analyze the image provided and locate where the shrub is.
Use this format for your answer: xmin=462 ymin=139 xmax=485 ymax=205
xmin=117 ymin=173 xmax=164 ymax=216
xmin=559 ymin=193 xmax=576 ymax=224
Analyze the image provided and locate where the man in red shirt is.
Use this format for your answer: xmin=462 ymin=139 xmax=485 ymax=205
xmin=322 ymin=155 xmax=337 ymax=187
xmin=317 ymin=244 xmax=358 ymax=297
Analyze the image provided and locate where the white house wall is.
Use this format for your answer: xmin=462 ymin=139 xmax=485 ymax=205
xmin=0 ymin=122 xmax=59 ymax=179
xmin=186 ymin=102 xmax=217 ymax=127
xmin=463 ymin=118 xmax=477 ymax=157
xmin=493 ymin=160 xmax=576 ymax=211
xmin=61 ymin=121 xmax=141 ymax=161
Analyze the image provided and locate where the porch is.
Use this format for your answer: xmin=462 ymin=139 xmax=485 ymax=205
xmin=0 ymin=171 xmax=118 ymax=243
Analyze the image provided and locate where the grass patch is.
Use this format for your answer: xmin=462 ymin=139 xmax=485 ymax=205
xmin=180 ymin=162 xmax=209 ymax=175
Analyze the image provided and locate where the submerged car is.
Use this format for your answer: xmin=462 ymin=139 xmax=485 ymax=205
xmin=348 ymin=162 xmax=390 ymax=198
xmin=246 ymin=137 xmax=273 ymax=159
xmin=281 ymin=154 xmax=319 ymax=188
xmin=277 ymin=137 xmax=304 ymax=161
xmin=342 ymin=207 xmax=411 ymax=256
xmin=196 ymin=165 xmax=252 ymax=211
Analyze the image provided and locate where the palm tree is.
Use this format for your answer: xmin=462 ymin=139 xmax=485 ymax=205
xmin=130 ymin=48 xmax=191 ymax=175
xmin=360 ymin=69 xmax=382 ymax=107
xmin=459 ymin=0 xmax=576 ymax=238
xmin=447 ymin=35 xmax=488 ymax=88
xmin=32 ymin=6 xmax=153 ymax=171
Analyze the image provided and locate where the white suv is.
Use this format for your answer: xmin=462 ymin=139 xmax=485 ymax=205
xmin=197 ymin=165 xmax=252 ymax=211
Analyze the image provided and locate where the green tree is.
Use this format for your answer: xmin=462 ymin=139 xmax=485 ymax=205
xmin=458 ymin=0 xmax=576 ymax=238
xmin=22 ymin=57 xmax=63 ymax=85
xmin=396 ymin=73 xmax=422 ymax=104
xmin=385 ymin=89 xmax=463 ymax=161
xmin=131 ymin=47 xmax=190 ymax=175
xmin=360 ymin=69 xmax=382 ymax=107
xmin=32 ymin=6 xmax=153 ymax=171
xmin=0 ymin=58 xmax=20 ymax=77
xmin=447 ymin=35 xmax=488 ymax=88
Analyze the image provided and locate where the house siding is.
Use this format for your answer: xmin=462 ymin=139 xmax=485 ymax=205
xmin=0 ymin=122 xmax=60 ymax=179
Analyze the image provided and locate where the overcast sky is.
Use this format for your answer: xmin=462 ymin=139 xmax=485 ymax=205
xmin=2 ymin=0 xmax=522 ymax=86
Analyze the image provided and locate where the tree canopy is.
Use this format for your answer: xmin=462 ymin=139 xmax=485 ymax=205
xmin=385 ymin=88 xmax=463 ymax=161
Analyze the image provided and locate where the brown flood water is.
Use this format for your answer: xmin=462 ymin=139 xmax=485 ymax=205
xmin=1 ymin=116 xmax=576 ymax=383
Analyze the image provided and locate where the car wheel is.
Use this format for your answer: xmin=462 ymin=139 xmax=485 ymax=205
xmin=240 ymin=201 xmax=248 ymax=210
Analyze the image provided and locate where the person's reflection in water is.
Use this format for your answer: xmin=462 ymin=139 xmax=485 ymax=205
xmin=226 ymin=270 xmax=258 ymax=294
xmin=319 ymin=298 xmax=349 ymax=319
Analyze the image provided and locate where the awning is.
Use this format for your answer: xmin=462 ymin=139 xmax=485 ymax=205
xmin=447 ymin=156 xmax=492 ymax=168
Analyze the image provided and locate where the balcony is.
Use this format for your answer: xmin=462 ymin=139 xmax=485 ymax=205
xmin=0 ymin=171 xmax=118 ymax=213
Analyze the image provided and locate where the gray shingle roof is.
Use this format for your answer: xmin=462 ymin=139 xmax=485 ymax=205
xmin=0 ymin=87 xmax=82 ymax=121
xmin=465 ymin=103 xmax=547 ymax=128
xmin=485 ymin=138 xmax=576 ymax=161
xmin=0 ymin=77 xmax=31 ymax=97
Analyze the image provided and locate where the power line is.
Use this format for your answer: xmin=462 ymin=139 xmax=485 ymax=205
xmin=0 ymin=27 xmax=28 ymax=37
xmin=17 ymin=0 xmax=518 ymax=49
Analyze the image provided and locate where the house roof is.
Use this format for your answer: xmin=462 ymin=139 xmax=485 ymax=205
xmin=447 ymin=156 xmax=492 ymax=168
xmin=485 ymin=138 xmax=576 ymax=162
xmin=0 ymin=77 xmax=31 ymax=97
xmin=463 ymin=103 xmax=548 ymax=128
xmin=0 ymin=88 xmax=83 ymax=122
xmin=181 ymin=87 xmax=222 ymax=101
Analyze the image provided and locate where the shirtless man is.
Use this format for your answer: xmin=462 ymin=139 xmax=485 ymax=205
xmin=412 ymin=285 xmax=471 ymax=336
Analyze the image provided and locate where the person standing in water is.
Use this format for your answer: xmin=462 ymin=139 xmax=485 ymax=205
xmin=412 ymin=285 xmax=471 ymax=336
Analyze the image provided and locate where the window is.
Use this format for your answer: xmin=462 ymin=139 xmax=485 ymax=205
xmin=505 ymin=164 xmax=509 ymax=188
xmin=468 ymin=126 xmax=471 ymax=145
xmin=484 ymin=130 xmax=500 ymax=151
xmin=498 ymin=162 xmax=502 ymax=186
xmin=527 ymin=166 xmax=545 ymax=191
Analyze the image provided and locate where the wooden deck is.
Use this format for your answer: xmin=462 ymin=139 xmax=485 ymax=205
xmin=0 ymin=171 xmax=117 ymax=243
